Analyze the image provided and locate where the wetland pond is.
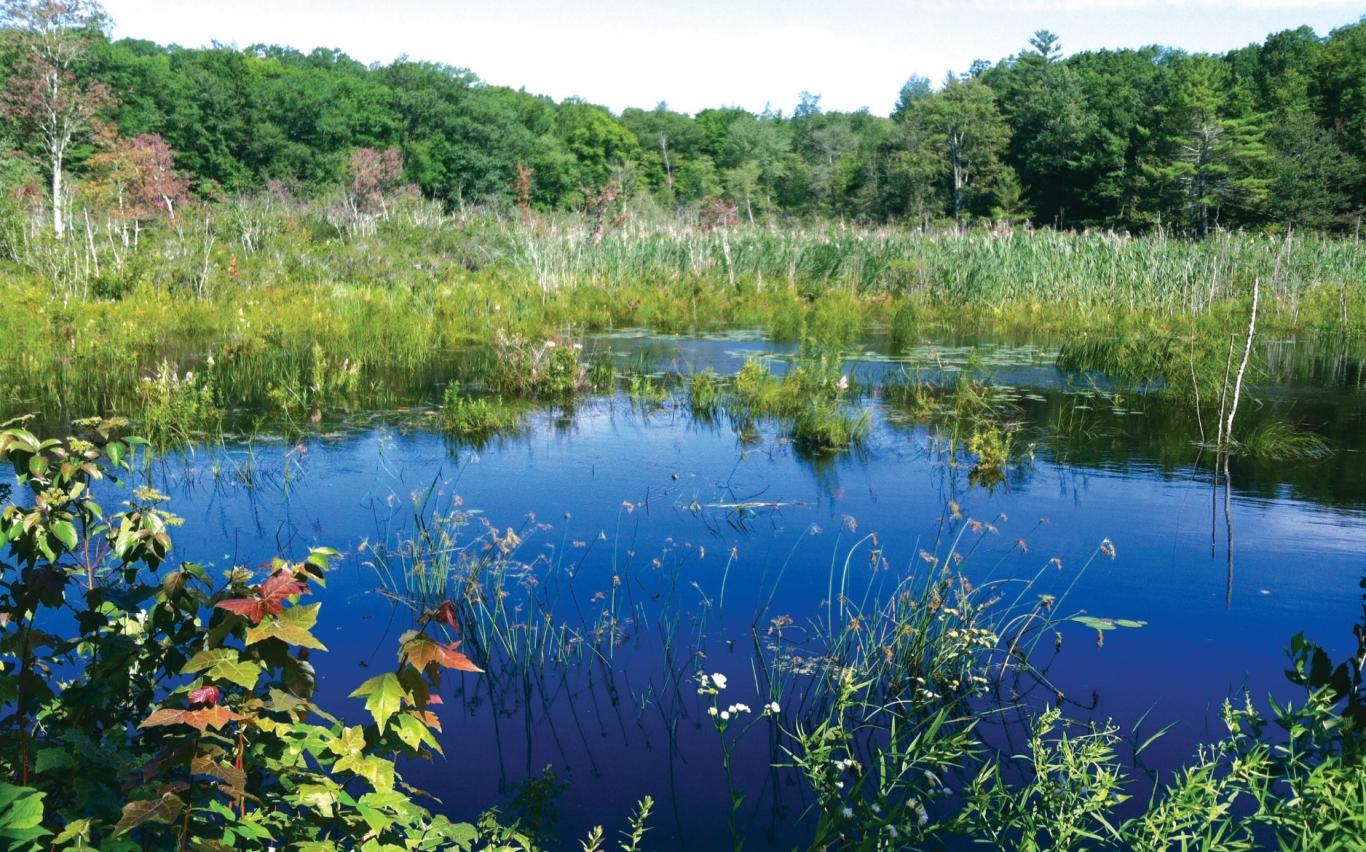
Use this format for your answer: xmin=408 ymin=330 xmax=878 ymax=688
xmin=132 ymin=331 xmax=1365 ymax=849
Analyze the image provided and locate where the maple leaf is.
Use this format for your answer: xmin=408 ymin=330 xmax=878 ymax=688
xmin=245 ymin=603 xmax=327 ymax=650
xmin=215 ymin=568 xmax=311 ymax=624
xmin=350 ymin=672 xmax=405 ymax=733
xmin=140 ymin=705 xmax=244 ymax=732
xmin=402 ymin=636 xmax=482 ymax=673
xmin=191 ymin=755 xmax=246 ymax=791
xmin=188 ymin=685 xmax=220 ymax=706
xmin=115 ymin=792 xmax=184 ymax=836
xmin=425 ymin=600 xmax=460 ymax=631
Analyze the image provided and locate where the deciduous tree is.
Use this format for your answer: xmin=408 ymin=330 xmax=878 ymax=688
xmin=0 ymin=0 xmax=113 ymax=237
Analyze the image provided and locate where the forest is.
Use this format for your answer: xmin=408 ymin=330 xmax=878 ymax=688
xmin=1 ymin=7 xmax=1364 ymax=234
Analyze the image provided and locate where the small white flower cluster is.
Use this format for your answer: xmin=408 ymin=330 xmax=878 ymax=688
xmin=923 ymin=769 xmax=953 ymax=795
xmin=908 ymin=798 xmax=929 ymax=826
xmin=718 ymin=702 xmax=751 ymax=720
xmin=833 ymin=756 xmax=860 ymax=773
xmin=696 ymin=671 xmax=728 ymax=695
xmin=762 ymin=701 xmax=781 ymax=715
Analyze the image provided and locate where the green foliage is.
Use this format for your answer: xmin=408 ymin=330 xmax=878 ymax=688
xmin=440 ymin=388 xmax=522 ymax=442
xmin=0 ymin=418 xmax=496 ymax=848
xmin=487 ymin=333 xmax=588 ymax=401
xmin=1 ymin=15 xmax=1359 ymax=231
xmin=687 ymin=370 xmax=721 ymax=420
xmin=747 ymin=520 xmax=1366 ymax=849
xmin=137 ymin=360 xmax=222 ymax=447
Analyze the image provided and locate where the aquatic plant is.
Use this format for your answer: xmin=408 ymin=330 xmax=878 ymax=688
xmin=1235 ymin=419 xmax=1332 ymax=461
xmin=687 ymin=369 xmax=721 ymax=420
xmin=792 ymin=397 xmax=870 ymax=452
xmin=488 ymin=331 xmax=589 ymax=400
xmin=136 ymin=360 xmax=222 ymax=447
xmin=1 ymin=210 xmax=1361 ymax=428
xmin=440 ymin=387 xmax=523 ymax=441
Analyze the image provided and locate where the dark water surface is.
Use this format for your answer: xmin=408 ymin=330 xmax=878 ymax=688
xmin=139 ymin=333 xmax=1365 ymax=849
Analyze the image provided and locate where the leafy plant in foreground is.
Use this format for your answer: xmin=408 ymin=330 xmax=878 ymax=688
xmin=0 ymin=417 xmax=488 ymax=849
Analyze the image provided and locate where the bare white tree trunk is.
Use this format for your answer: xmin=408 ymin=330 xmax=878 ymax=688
xmin=51 ymin=152 xmax=64 ymax=238
xmin=1224 ymin=276 xmax=1259 ymax=445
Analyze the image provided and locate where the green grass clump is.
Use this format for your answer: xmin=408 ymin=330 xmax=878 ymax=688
xmin=688 ymin=370 xmax=721 ymax=420
xmin=486 ymin=333 xmax=588 ymax=400
xmin=137 ymin=360 xmax=222 ymax=447
xmin=792 ymin=399 xmax=870 ymax=452
xmin=440 ymin=388 xmax=522 ymax=440
xmin=1235 ymin=419 xmax=1331 ymax=460
xmin=889 ymin=299 xmax=921 ymax=349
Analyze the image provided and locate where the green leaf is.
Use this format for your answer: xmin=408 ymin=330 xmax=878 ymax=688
xmin=0 ymin=783 xmax=45 ymax=831
xmin=181 ymin=649 xmax=238 ymax=673
xmin=1071 ymin=615 xmax=1147 ymax=631
xmin=393 ymin=712 xmax=442 ymax=755
xmin=334 ymin=753 xmax=396 ymax=793
xmin=294 ymin=784 xmax=339 ymax=818
xmin=51 ymin=818 xmax=93 ymax=845
xmin=350 ymin=673 xmax=405 ymax=733
xmin=327 ymin=725 xmax=368 ymax=757
xmin=50 ymin=520 xmax=77 ymax=551
xmin=208 ymin=659 xmax=263 ymax=690
xmin=246 ymin=604 xmax=327 ymax=650
xmin=33 ymin=748 xmax=74 ymax=774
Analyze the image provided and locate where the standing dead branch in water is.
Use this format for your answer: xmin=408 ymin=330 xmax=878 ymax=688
xmin=1223 ymin=276 xmax=1260 ymax=448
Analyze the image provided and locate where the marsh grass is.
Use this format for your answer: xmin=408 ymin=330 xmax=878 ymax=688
xmin=136 ymin=360 xmax=222 ymax=447
xmin=2 ymin=207 xmax=1361 ymax=433
xmin=1234 ymin=419 xmax=1332 ymax=460
xmin=440 ymin=387 xmax=524 ymax=442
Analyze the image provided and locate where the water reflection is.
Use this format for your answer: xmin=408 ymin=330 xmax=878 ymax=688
xmin=130 ymin=369 xmax=1365 ymax=848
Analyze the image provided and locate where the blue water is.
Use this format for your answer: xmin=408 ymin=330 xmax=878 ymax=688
xmin=130 ymin=335 xmax=1366 ymax=849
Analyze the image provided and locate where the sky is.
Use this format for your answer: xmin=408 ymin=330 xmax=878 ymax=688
xmin=100 ymin=0 xmax=1364 ymax=116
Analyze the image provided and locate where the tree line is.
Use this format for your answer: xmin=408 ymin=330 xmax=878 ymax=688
xmin=1 ymin=1 xmax=1364 ymax=235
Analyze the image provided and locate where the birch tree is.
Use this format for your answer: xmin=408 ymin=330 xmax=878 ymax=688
xmin=0 ymin=0 xmax=112 ymax=238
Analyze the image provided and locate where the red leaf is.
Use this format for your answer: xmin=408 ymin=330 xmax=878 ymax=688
xmin=188 ymin=685 xmax=220 ymax=706
xmin=215 ymin=568 xmax=310 ymax=624
xmin=259 ymin=569 xmax=310 ymax=613
xmin=215 ymin=597 xmax=266 ymax=624
xmin=403 ymin=636 xmax=482 ymax=673
xmin=423 ymin=600 xmax=460 ymax=631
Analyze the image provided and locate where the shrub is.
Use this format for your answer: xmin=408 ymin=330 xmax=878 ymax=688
xmin=0 ymin=418 xmax=484 ymax=848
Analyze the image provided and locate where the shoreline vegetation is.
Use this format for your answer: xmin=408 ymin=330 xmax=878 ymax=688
xmin=1 ymin=0 xmax=1365 ymax=848
xmin=0 ymin=205 xmax=1359 ymax=467
xmin=3 ymin=207 xmax=1364 ymax=434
